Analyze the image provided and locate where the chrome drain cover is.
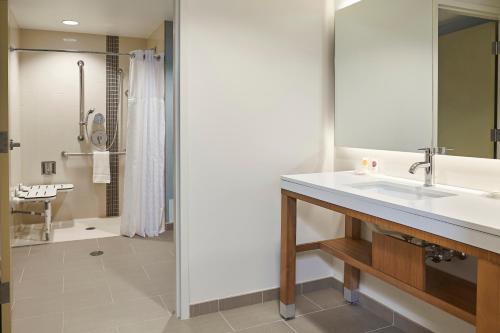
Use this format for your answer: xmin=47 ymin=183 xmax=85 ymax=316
xmin=90 ymin=251 xmax=104 ymax=256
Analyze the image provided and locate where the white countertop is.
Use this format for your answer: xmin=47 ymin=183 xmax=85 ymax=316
xmin=281 ymin=171 xmax=500 ymax=254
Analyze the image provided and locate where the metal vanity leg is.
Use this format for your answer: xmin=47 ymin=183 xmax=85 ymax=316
xmin=280 ymin=191 xmax=297 ymax=319
xmin=44 ymin=200 xmax=51 ymax=241
xmin=344 ymin=216 xmax=361 ymax=303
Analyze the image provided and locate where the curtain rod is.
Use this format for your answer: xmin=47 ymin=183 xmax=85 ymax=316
xmin=10 ymin=47 xmax=132 ymax=57
xmin=9 ymin=47 xmax=162 ymax=59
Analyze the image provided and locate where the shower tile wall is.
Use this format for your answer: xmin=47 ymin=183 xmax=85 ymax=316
xmin=17 ymin=29 xmax=107 ymax=223
xmin=106 ymin=36 xmax=120 ymax=217
xmin=16 ymin=29 xmax=147 ymax=224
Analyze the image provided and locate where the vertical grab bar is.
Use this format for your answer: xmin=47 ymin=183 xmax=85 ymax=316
xmin=118 ymin=68 xmax=124 ymax=150
xmin=77 ymin=60 xmax=85 ymax=141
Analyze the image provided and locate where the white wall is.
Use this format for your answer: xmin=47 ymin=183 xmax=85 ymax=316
xmin=179 ymin=0 xmax=339 ymax=305
xmin=335 ymin=0 xmax=362 ymax=10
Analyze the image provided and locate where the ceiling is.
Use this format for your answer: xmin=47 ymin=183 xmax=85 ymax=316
xmin=9 ymin=0 xmax=175 ymax=38
xmin=439 ymin=9 xmax=495 ymax=36
xmin=439 ymin=10 xmax=463 ymax=24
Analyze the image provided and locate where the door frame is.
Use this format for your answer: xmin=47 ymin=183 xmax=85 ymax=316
xmin=0 ymin=0 xmax=12 ymax=331
xmin=174 ymin=0 xmax=190 ymax=320
xmin=497 ymin=21 xmax=500 ymax=158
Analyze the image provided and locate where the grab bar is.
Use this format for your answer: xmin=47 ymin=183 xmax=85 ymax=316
xmin=61 ymin=151 xmax=126 ymax=158
xmin=77 ymin=60 xmax=85 ymax=141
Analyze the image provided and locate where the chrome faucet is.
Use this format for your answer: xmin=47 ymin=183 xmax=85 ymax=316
xmin=409 ymin=147 xmax=451 ymax=187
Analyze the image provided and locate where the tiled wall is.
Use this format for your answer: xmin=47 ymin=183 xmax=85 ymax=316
xmin=17 ymin=29 xmax=107 ymax=222
xmin=15 ymin=30 xmax=146 ymax=223
xmin=105 ymin=36 xmax=120 ymax=217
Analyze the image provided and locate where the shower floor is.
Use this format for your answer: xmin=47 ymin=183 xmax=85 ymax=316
xmin=12 ymin=217 xmax=121 ymax=247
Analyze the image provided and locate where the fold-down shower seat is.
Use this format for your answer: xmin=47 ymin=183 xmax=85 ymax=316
xmin=12 ymin=184 xmax=74 ymax=241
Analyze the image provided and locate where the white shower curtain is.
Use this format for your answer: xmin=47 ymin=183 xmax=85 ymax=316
xmin=121 ymin=50 xmax=165 ymax=237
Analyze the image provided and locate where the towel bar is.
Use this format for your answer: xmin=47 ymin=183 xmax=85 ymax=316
xmin=61 ymin=151 xmax=126 ymax=158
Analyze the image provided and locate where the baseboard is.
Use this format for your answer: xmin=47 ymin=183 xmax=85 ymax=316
xmin=190 ymin=277 xmax=342 ymax=317
xmin=190 ymin=276 xmax=432 ymax=333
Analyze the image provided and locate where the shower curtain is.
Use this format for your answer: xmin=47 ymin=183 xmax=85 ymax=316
xmin=121 ymin=50 xmax=165 ymax=237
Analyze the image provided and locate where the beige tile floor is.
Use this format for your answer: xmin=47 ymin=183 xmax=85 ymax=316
xmin=11 ymin=231 xmax=404 ymax=333
xmin=12 ymin=231 xmax=175 ymax=333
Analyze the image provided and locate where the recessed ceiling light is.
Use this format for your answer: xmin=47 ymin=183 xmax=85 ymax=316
xmin=62 ymin=20 xmax=79 ymax=26
xmin=63 ymin=38 xmax=77 ymax=42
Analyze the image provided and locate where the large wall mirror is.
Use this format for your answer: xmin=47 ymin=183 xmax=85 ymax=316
xmin=335 ymin=0 xmax=500 ymax=159
xmin=438 ymin=8 xmax=499 ymax=159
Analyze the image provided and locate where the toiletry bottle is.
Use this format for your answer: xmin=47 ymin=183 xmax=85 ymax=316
xmin=370 ymin=159 xmax=379 ymax=173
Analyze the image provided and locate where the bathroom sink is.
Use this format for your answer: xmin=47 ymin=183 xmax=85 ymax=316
xmin=349 ymin=181 xmax=456 ymax=200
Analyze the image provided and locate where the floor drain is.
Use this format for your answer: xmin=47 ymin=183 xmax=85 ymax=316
xmin=86 ymin=227 xmax=96 ymax=230
xmin=90 ymin=251 xmax=104 ymax=257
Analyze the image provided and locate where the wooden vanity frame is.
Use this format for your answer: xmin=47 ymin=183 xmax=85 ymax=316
xmin=280 ymin=189 xmax=500 ymax=332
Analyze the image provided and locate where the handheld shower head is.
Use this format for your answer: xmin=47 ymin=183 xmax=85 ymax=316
xmin=83 ymin=108 xmax=96 ymax=125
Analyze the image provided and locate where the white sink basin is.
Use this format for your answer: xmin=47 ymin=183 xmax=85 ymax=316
xmin=349 ymin=181 xmax=456 ymax=200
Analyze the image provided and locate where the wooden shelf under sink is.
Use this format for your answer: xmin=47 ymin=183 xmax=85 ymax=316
xmin=426 ymin=266 xmax=477 ymax=316
xmin=283 ymin=189 xmax=500 ymax=332
xmin=303 ymin=237 xmax=477 ymax=324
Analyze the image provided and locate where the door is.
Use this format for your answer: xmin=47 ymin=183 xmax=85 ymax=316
xmin=438 ymin=21 xmax=497 ymax=159
xmin=497 ymin=22 xmax=500 ymax=159
xmin=0 ymin=0 xmax=12 ymax=331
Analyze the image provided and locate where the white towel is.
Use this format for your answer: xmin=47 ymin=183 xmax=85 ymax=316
xmin=93 ymin=151 xmax=110 ymax=184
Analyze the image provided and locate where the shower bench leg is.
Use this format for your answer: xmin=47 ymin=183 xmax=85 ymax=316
xmin=44 ymin=200 xmax=52 ymax=241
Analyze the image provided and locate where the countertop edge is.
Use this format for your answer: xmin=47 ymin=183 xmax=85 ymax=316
xmin=280 ymin=176 xmax=500 ymax=255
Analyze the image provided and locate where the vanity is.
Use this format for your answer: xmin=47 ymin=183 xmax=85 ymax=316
xmin=284 ymin=0 xmax=500 ymax=330
xmin=279 ymin=172 xmax=500 ymax=332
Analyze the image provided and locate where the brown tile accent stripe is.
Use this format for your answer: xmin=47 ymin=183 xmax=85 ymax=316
xmin=106 ymin=36 xmax=119 ymax=217
xmin=219 ymin=291 xmax=262 ymax=311
xmin=190 ymin=300 xmax=219 ymax=318
xmin=190 ymin=277 xmax=335 ymax=317
xmin=190 ymin=276 xmax=434 ymax=333
xmin=262 ymin=288 xmax=279 ymax=302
